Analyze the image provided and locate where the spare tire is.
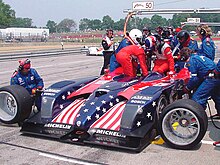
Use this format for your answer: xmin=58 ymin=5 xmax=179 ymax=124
xmin=0 ymin=85 xmax=32 ymax=124
xmin=158 ymin=99 xmax=208 ymax=150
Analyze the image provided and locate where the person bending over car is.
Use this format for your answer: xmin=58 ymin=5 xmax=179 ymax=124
xmin=115 ymin=45 xmax=148 ymax=77
xmin=180 ymin=47 xmax=220 ymax=118
xmin=109 ymin=29 xmax=143 ymax=72
xmin=10 ymin=59 xmax=44 ymax=110
xmin=145 ymin=35 xmax=175 ymax=75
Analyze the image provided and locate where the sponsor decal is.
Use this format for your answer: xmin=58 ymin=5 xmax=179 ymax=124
xmin=131 ymin=95 xmax=152 ymax=100
xmin=95 ymin=136 xmax=120 ymax=144
xmin=18 ymin=77 xmax=24 ymax=85
xmin=95 ymin=129 xmax=126 ymax=138
xmin=44 ymin=129 xmax=68 ymax=135
xmin=131 ymin=100 xmax=146 ymax=104
xmin=44 ymin=88 xmax=61 ymax=93
xmin=43 ymin=93 xmax=55 ymax=96
xmin=44 ymin=123 xmax=72 ymax=129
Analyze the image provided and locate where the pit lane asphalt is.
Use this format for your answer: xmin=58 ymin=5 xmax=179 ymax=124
xmin=0 ymin=46 xmax=220 ymax=165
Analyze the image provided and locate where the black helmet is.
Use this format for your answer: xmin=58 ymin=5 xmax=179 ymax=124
xmin=161 ymin=29 xmax=170 ymax=39
xmin=177 ymin=30 xmax=190 ymax=46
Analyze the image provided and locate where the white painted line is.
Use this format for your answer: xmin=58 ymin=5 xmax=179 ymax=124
xmin=201 ymin=140 xmax=214 ymax=145
xmin=39 ymin=152 xmax=102 ymax=165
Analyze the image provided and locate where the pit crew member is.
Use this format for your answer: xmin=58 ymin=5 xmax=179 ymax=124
xmin=196 ymin=24 xmax=215 ymax=61
xmin=115 ymin=45 xmax=148 ymax=77
xmin=142 ymin=27 xmax=152 ymax=44
xmin=188 ymin=37 xmax=199 ymax=53
xmin=213 ymin=59 xmax=220 ymax=147
xmin=100 ymin=29 xmax=114 ymax=75
xmin=109 ymin=29 xmax=142 ymax=72
xmin=180 ymin=47 xmax=220 ymax=118
xmin=10 ymin=59 xmax=44 ymax=110
xmin=145 ymin=36 xmax=175 ymax=75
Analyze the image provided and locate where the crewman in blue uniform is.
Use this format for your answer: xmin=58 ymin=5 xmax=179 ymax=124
xmin=213 ymin=59 xmax=220 ymax=147
xmin=10 ymin=59 xmax=44 ymax=110
xmin=196 ymin=24 xmax=215 ymax=61
xmin=188 ymin=37 xmax=199 ymax=53
xmin=180 ymin=47 xmax=220 ymax=117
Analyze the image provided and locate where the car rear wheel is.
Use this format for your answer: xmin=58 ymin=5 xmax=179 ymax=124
xmin=0 ymin=85 xmax=33 ymax=124
xmin=158 ymin=99 xmax=208 ymax=149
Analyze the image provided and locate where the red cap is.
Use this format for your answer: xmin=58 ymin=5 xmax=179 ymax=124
xmin=19 ymin=59 xmax=31 ymax=70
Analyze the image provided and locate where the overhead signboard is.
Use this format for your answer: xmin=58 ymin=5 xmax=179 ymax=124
xmin=132 ymin=1 xmax=154 ymax=10
xmin=187 ymin=18 xmax=201 ymax=23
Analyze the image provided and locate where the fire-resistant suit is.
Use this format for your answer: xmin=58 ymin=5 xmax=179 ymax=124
xmin=109 ymin=37 xmax=132 ymax=72
xmin=197 ymin=36 xmax=215 ymax=61
xmin=185 ymin=55 xmax=220 ymax=113
xmin=153 ymin=42 xmax=175 ymax=74
xmin=116 ymin=45 xmax=148 ymax=77
xmin=11 ymin=68 xmax=44 ymax=110
xmin=11 ymin=68 xmax=44 ymax=94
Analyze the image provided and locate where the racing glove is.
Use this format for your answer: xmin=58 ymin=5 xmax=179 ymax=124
xmin=32 ymin=88 xmax=37 ymax=95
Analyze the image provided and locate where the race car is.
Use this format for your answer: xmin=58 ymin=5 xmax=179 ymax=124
xmin=0 ymin=67 xmax=208 ymax=151
xmin=85 ymin=46 xmax=103 ymax=56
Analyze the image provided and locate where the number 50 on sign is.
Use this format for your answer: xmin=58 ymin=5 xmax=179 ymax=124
xmin=132 ymin=1 xmax=154 ymax=10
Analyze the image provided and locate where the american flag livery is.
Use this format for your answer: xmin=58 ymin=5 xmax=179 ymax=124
xmin=90 ymin=101 xmax=126 ymax=131
xmin=52 ymin=99 xmax=86 ymax=124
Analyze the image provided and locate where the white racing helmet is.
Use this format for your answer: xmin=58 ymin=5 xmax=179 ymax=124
xmin=129 ymin=29 xmax=143 ymax=44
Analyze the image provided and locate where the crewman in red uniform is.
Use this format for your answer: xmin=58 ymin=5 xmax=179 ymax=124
xmin=116 ymin=45 xmax=148 ymax=77
xmin=145 ymin=36 xmax=175 ymax=75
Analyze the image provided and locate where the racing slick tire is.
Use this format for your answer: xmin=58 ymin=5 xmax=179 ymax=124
xmin=158 ymin=99 xmax=208 ymax=150
xmin=0 ymin=85 xmax=33 ymax=124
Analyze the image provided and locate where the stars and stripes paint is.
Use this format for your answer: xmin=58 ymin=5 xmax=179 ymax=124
xmin=52 ymin=99 xmax=86 ymax=124
xmin=90 ymin=101 xmax=126 ymax=131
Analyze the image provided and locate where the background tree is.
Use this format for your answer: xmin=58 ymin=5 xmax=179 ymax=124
xmin=79 ymin=18 xmax=90 ymax=31
xmin=102 ymin=15 xmax=114 ymax=30
xmin=141 ymin=17 xmax=152 ymax=30
xmin=90 ymin=19 xmax=102 ymax=30
xmin=113 ymin=19 xmax=125 ymax=30
xmin=46 ymin=20 xmax=57 ymax=33
xmin=0 ymin=0 xmax=15 ymax=28
xmin=10 ymin=17 xmax=33 ymax=28
xmin=57 ymin=18 xmax=77 ymax=32
xmin=151 ymin=15 xmax=167 ymax=31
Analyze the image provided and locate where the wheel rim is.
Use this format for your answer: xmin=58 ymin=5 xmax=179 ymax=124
xmin=162 ymin=107 xmax=200 ymax=146
xmin=156 ymin=95 xmax=167 ymax=118
xmin=0 ymin=91 xmax=18 ymax=121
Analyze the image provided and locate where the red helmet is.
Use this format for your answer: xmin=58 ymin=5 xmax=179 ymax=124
xmin=19 ymin=59 xmax=31 ymax=70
